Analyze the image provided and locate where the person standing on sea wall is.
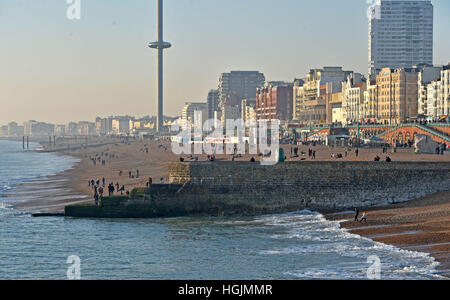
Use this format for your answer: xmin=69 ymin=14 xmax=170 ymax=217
xmin=94 ymin=188 xmax=99 ymax=206
xmin=147 ymin=177 xmax=153 ymax=192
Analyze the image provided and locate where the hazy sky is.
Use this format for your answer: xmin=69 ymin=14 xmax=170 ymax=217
xmin=1 ymin=0 xmax=450 ymax=124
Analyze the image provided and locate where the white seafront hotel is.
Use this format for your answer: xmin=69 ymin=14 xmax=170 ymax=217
xmin=368 ymin=0 xmax=434 ymax=76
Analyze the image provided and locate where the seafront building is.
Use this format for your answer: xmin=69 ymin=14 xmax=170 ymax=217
xmin=7 ymin=122 xmax=24 ymax=136
xmin=368 ymin=0 xmax=434 ymax=76
xmin=323 ymin=82 xmax=343 ymax=124
xmin=241 ymin=99 xmax=257 ymax=123
xmin=0 ymin=126 xmax=8 ymax=137
xmin=376 ymin=67 xmax=420 ymax=125
xmin=293 ymin=67 xmax=353 ymax=125
xmin=256 ymin=82 xmax=293 ymax=121
xmin=220 ymin=102 xmax=240 ymax=127
xmin=363 ymin=81 xmax=379 ymax=121
xmin=442 ymin=65 xmax=450 ymax=117
xmin=343 ymin=81 xmax=367 ymax=125
xmin=207 ymin=89 xmax=220 ymax=120
xmin=341 ymin=73 xmax=365 ymax=124
xmin=426 ymin=78 xmax=441 ymax=119
xmin=418 ymin=66 xmax=443 ymax=116
xmin=54 ymin=125 xmax=66 ymax=136
xmin=23 ymin=121 xmax=55 ymax=136
xmin=328 ymin=91 xmax=344 ymax=124
xmin=292 ymin=78 xmax=306 ymax=121
xmin=181 ymin=102 xmax=207 ymax=127
xmin=422 ymin=64 xmax=450 ymax=120
xmin=218 ymin=71 xmax=265 ymax=107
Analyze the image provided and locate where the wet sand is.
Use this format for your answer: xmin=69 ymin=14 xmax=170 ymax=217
xmin=326 ymin=191 xmax=450 ymax=277
xmin=5 ymin=138 xmax=450 ymax=277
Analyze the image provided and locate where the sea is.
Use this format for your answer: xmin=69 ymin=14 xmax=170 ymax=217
xmin=0 ymin=140 xmax=445 ymax=280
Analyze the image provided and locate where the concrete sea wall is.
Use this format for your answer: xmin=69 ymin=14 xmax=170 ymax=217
xmin=65 ymin=161 xmax=450 ymax=218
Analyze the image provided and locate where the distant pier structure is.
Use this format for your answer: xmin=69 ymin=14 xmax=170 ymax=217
xmin=149 ymin=0 xmax=171 ymax=133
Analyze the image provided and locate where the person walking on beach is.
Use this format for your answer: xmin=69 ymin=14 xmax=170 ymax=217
xmin=136 ymin=169 xmax=140 ymax=179
xmin=360 ymin=211 xmax=367 ymax=224
xmin=312 ymin=151 xmax=316 ymax=160
xmin=355 ymin=148 xmax=359 ymax=158
xmin=102 ymin=177 xmax=105 ymax=187
xmin=354 ymin=208 xmax=360 ymax=221
xmin=98 ymin=186 xmax=104 ymax=198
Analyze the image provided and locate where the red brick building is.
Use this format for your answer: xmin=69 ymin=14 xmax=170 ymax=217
xmin=256 ymin=83 xmax=293 ymax=121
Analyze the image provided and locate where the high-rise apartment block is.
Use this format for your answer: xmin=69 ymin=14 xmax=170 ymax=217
xmin=368 ymin=0 xmax=433 ymax=76
xmin=207 ymin=89 xmax=220 ymax=120
xmin=218 ymin=71 xmax=265 ymax=106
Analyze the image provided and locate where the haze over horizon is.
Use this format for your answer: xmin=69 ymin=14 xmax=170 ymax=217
xmin=1 ymin=0 xmax=450 ymax=124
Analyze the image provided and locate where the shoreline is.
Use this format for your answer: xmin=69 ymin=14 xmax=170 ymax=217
xmin=325 ymin=190 xmax=450 ymax=278
xmin=3 ymin=138 xmax=449 ymax=278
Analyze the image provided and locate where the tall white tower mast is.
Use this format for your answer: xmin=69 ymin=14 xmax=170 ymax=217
xmin=149 ymin=0 xmax=171 ymax=133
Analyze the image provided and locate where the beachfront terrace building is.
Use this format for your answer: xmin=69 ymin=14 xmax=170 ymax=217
xmin=442 ymin=65 xmax=450 ymax=117
xmin=342 ymin=73 xmax=366 ymax=124
xmin=77 ymin=121 xmax=96 ymax=136
xmin=423 ymin=65 xmax=450 ymax=120
xmin=293 ymin=67 xmax=353 ymax=125
xmin=23 ymin=121 xmax=55 ymax=136
xmin=54 ymin=125 xmax=66 ymax=136
xmin=376 ymin=67 xmax=419 ymax=125
xmin=256 ymin=82 xmax=293 ymax=121
xmin=328 ymin=92 xmax=344 ymax=124
xmin=111 ymin=116 xmax=134 ymax=135
xmin=0 ymin=126 xmax=8 ymax=137
xmin=95 ymin=117 xmax=114 ymax=136
xmin=426 ymin=78 xmax=441 ymax=119
xmin=363 ymin=81 xmax=379 ymax=122
xmin=418 ymin=65 xmax=443 ymax=116
xmin=7 ymin=122 xmax=24 ymax=136
xmin=292 ymin=78 xmax=305 ymax=121
xmin=181 ymin=102 xmax=208 ymax=127
xmin=66 ymin=122 xmax=78 ymax=136
xmin=241 ymin=99 xmax=257 ymax=123
xmin=324 ymin=81 xmax=343 ymax=124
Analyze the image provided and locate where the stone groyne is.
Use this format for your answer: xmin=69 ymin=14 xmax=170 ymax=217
xmin=65 ymin=161 xmax=450 ymax=218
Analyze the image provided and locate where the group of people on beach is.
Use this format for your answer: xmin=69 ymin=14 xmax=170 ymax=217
xmin=436 ymin=143 xmax=447 ymax=155
xmin=89 ymin=178 xmax=127 ymax=206
xmin=354 ymin=209 xmax=367 ymax=223
xmin=88 ymin=151 xmax=117 ymax=167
